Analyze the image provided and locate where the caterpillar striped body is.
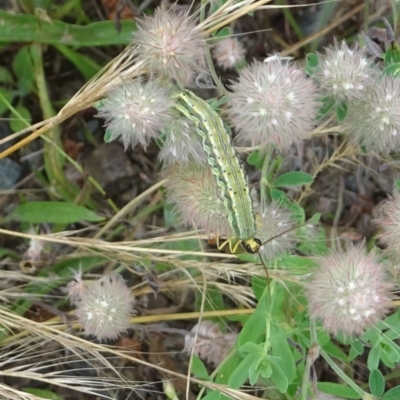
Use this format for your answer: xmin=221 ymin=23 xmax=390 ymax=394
xmin=173 ymin=89 xmax=261 ymax=254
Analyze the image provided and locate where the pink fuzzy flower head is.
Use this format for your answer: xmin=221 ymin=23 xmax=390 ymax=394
xmin=98 ymin=80 xmax=174 ymax=149
xmin=313 ymin=40 xmax=377 ymax=103
xmin=374 ymin=190 xmax=400 ymax=259
xmin=159 ymin=118 xmax=207 ymax=165
xmin=184 ymin=321 xmax=237 ymax=366
xmin=344 ymin=75 xmax=400 ymax=153
xmin=134 ymin=7 xmax=208 ymax=84
xmin=255 ymin=202 xmax=296 ymax=260
xmin=306 ymin=244 xmax=393 ymax=337
xmin=68 ymin=273 xmax=135 ymax=341
xmin=164 ymin=163 xmax=232 ymax=237
xmin=212 ymin=37 xmax=246 ymax=70
xmin=227 ymin=60 xmax=320 ymax=151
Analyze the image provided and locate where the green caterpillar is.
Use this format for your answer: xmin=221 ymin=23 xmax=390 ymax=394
xmin=173 ymin=89 xmax=261 ymax=254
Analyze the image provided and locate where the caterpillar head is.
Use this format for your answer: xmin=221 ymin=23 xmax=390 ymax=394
xmin=242 ymin=238 xmax=261 ymax=254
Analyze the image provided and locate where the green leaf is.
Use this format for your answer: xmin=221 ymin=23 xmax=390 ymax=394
xmin=229 ymin=353 xmax=256 ymax=389
xmin=308 ymin=212 xmax=321 ymax=224
xmin=10 ymin=201 xmax=105 ymax=224
xmin=251 ymin=275 xmax=268 ymax=301
xmin=0 ymin=247 xmax=20 ymax=259
xmin=12 ymin=46 xmax=34 ymax=95
xmin=369 ymin=369 xmax=385 ymax=398
xmin=239 ymin=342 xmax=262 ymax=356
xmin=190 ymin=356 xmax=210 ymax=380
xmin=317 ymin=382 xmax=360 ymax=399
xmin=274 ymin=172 xmax=313 ymax=187
xmin=215 ymin=352 xmax=242 ymax=385
xmin=270 ymin=362 xmax=289 ymax=393
xmin=336 ymin=101 xmax=348 ymax=122
xmin=322 ymin=340 xmax=348 ymax=362
xmin=54 ymin=44 xmax=101 ymax=80
xmin=237 ymin=289 xmax=267 ymax=347
xmin=163 ymin=202 xmax=181 ymax=229
xmin=380 ymin=339 xmax=400 ymax=368
xmin=383 ymin=385 xmax=400 ymax=400
xmin=385 ymin=41 xmax=400 ymax=66
xmin=104 ymin=128 xmax=117 ymax=143
xmin=248 ymin=357 xmax=263 ymax=385
xmin=306 ymin=53 xmax=319 ymax=69
xmin=247 ymin=150 xmax=264 ymax=170
xmin=215 ymin=27 xmax=230 ymax=38
xmin=0 ymin=10 xmax=136 ymax=46
xmin=0 ymin=88 xmax=16 ymax=114
xmin=318 ymin=96 xmax=335 ymax=118
xmin=349 ymin=340 xmax=364 ymax=361
xmin=0 ymin=66 xmax=14 ymax=83
xmin=271 ymin=330 xmax=295 ymax=383
xmin=22 ymin=388 xmax=65 ymax=400
xmin=9 ymin=104 xmax=31 ymax=133
xmin=202 ymin=390 xmax=222 ymax=400
xmin=383 ymin=62 xmax=400 ymax=77
xmin=257 ymin=358 xmax=273 ymax=380
xmin=270 ymin=188 xmax=287 ymax=202
xmin=367 ymin=345 xmax=382 ymax=371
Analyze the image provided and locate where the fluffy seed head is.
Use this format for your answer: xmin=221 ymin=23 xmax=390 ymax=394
xmin=344 ymin=75 xmax=400 ymax=153
xmin=255 ymin=202 xmax=296 ymax=260
xmin=227 ymin=60 xmax=320 ymax=150
xmin=212 ymin=37 xmax=246 ymax=70
xmin=306 ymin=244 xmax=393 ymax=337
xmin=164 ymin=163 xmax=232 ymax=237
xmin=98 ymin=80 xmax=173 ymax=148
xmin=134 ymin=7 xmax=208 ymax=84
xmin=184 ymin=321 xmax=237 ymax=366
xmin=98 ymin=80 xmax=174 ymax=149
xmin=313 ymin=40 xmax=377 ymax=103
xmin=375 ymin=191 xmax=400 ymax=259
xmin=159 ymin=117 xmax=207 ymax=165
xmin=68 ymin=273 xmax=135 ymax=341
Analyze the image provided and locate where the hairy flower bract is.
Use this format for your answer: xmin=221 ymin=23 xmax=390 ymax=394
xmin=227 ymin=60 xmax=319 ymax=150
xmin=164 ymin=163 xmax=232 ymax=237
xmin=134 ymin=7 xmax=208 ymax=84
xmin=98 ymin=80 xmax=174 ymax=149
xmin=344 ymin=75 xmax=400 ymax=153
xmin=255 ymin=202 xmax=296 ymax=260
xmin=160 ymin=118 xmax=207 ymax=165
xmin=184 ymin=321 xmax=237 ymax=366
xmin=212 ymin=37 xmax=246 ymax=70
xmin=306 ymin=244 xmax=392 ymax=337
xmin=313 ymin=40 xmax=376 ymax=103
xmin=375 ymin=190 xmax=400 ymax=259
xmin=68 ymin=273 xmax=135 ymax=341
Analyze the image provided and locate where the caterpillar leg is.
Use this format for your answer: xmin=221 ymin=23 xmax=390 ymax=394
xmin=217 ymin=236 xmax=242 ymax=254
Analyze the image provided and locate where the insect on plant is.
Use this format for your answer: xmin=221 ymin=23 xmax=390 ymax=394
xmin=172 ymin=89 xmax=262 ymax=254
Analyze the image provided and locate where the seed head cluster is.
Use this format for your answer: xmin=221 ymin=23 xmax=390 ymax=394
xmin=313 ymin=40 xmax=377 ymax=103
xmin=212 ymin=37 xmax=246 ymax=70
xmin=164 ymin=163 xmax=232 ymax=237
xmin=135 ymin=7 xmax=208 ymax=84
xmin=227 ymin=60 xmax=320 ymax=150
xmin=98 ymin=80 xmax=174 ymax=149
xmin=306 ymin=244 xmax=392 ymax=337
xmin=344 ymin=75 xmax=400 ymax=153
xmin=375 ymin=190 xmax=400 ymax=259
xmin=67 ymin=273 xmax=135 ymax=341
xmin=159 ymin=118 xmax=207 ymax=165
xmin=184 ymin=321 xmax=237 ymax=366
xmin=255 ymin=202 xmax=296 ymax=260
